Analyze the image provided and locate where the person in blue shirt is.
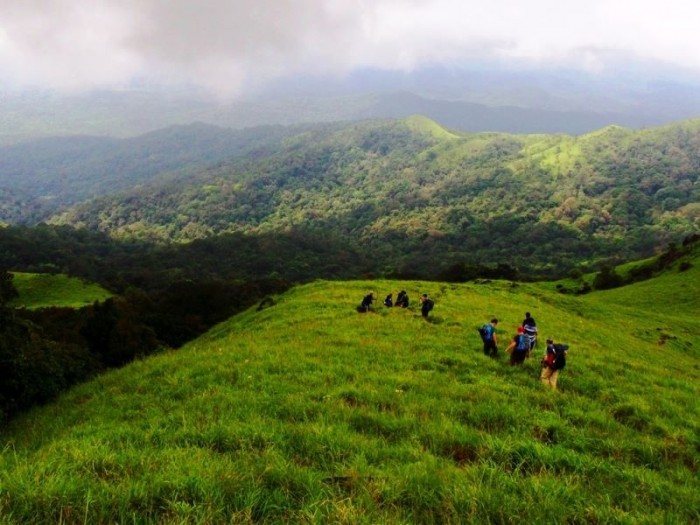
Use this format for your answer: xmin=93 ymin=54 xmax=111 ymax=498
xmin=480 ymin=318 xmax=499 ymax=357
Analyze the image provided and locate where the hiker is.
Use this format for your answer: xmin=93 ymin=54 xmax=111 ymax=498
xmin=540 ymin=338 xmax=569 ymax=390
xmin=357 ymin=292 xmax=375 ymax=313
xmin=395 ymin=290 xmax=409 ymax=308
xmin=384 ymin=293 xmax=393 ymax=307
xmin=522 ymin=312 xmax=538 ymax=352
xmin=479 ymin=318 xmax=499 ymax=357
xmin=506 ymin=326 xmax=530 ymax=365
xmin=419 ymin=294 xmax=434 ymax=318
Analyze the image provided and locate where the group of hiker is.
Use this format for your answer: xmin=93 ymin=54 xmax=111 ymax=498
xmin=478 ymin=313 xmax=569 ymax=390
xmin=359 ymin=291 xmax=434 ymax=318
xmin=358 ymin=291 xmax=569 ymax=390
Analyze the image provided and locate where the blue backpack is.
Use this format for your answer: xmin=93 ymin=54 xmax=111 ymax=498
xmin=516 ymin=334 xmax=529 ymax=352
xmin=479 ymin=324 xmax=493 ymax=341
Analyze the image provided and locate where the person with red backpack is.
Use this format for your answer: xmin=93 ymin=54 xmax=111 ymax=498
xmin=540 ymin=338 xmax=569 ymax=390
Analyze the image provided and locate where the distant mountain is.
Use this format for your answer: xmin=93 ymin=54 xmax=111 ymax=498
xmin=0 ymin=122 xmax=307 ymax=223
xmin=359 ymin=91 xmax=662 ymax=134
xmin=46 ymin=116 xmax=700 ymax=276
xmin=4 ymin=72 xmax=698 ymax=147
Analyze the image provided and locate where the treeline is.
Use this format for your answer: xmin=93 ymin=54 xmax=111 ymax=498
xmin=0 ymin=224 xmax=369 ymax=285
xmin=0 ymin=268 xmax=288 ymax=421
xmin=0 ymin=223 xmax=365 ymax=421
xmin=592 ymin=234 xmax=699 ymax=290
xmin=550 ymin=234 xmax=700 ymax=295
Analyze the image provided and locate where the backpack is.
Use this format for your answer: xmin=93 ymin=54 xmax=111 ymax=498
xmin=516 ymin=333 xmax=529 ymax=352
xmin=552 ymin=344 xmax=569 ymax=370
xmin=479 ymin=324 xmax=492 ymax=341
xmin=424 ymin=299 xmax=434 ymax=311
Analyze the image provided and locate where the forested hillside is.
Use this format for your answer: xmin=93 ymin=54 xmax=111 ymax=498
xmin=0 ymin=123 xmax=306 ymax=223
xmin=48 ymin=116 xmax=700 ymax=277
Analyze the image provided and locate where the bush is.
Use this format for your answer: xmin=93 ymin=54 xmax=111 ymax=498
xmin=593 ymin=265 xmax=624 ymax=290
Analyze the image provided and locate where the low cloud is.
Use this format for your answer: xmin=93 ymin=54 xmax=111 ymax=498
xmin=1 ymin=0 xmax=699 ymax=95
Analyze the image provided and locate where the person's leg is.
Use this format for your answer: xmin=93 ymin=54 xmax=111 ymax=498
xmin=549 ymin=370 xmax=560 ymax=390
xmin=540 ymin=367 xmax=553 ymax=387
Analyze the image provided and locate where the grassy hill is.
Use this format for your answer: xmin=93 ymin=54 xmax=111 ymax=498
xmin=0 ymin=265 xmax=698 ymax=522
xmin=9 ymin=272 xmax=112 ymax=309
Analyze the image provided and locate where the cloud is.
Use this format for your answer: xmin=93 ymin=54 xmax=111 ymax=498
xmin=1 ymin=0 xmax=700 ymax=95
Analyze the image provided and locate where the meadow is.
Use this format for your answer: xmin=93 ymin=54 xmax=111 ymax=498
xmin=0 ymin=261 xmax=698 ymax=523
xmin=9 ymin=272 xmax=112 ymax=309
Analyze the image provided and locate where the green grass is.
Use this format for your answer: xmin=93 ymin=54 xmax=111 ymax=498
xmin=9 ymin=272 xmax=112 ymax=309
xmin=0 ymin=269 xmax=699 ymax=523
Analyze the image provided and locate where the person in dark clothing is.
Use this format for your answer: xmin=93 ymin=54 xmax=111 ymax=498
xmin=395 ymin=290 xmax=409 ymax=308
xmin=419 ymin=294 xmax=434 ymax=318
xmin=522 ymin=312 xmax=536 ymax=328
xmin=357 ymin=292 xmax=375 ymax=313
xmin=522 ymin=312 xmax=538 ymax=352
xmin=384 ymin=293 xmax=393 ymax=307
xmin=479 ymin=318 xmax=499 ymax=357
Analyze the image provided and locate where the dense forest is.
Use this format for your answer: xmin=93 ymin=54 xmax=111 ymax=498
xmin=37 ymin=116 xmax=700 ymax=277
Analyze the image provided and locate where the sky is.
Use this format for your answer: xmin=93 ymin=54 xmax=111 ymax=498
xmin=1 ymin=0 xmax=700 ymax=96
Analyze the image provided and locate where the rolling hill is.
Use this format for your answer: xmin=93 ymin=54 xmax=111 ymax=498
xmin=0 ymin=122 xmax=306 ymax=224
xmin=1 ymin=252 xmax=698 ymax=523
xmin=46 ymin=116 xmax=700 ymax=277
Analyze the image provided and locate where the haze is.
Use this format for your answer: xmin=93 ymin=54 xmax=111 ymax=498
xmin=2 ymin=0 xmax=700 ymax=95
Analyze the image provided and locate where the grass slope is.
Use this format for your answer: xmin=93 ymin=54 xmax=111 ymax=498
xmin=0 ymin=272 xmax=698 ymax=523
xmin=9 ymin=272 xmax=112 ymax=309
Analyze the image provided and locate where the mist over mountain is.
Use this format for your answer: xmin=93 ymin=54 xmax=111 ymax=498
xmin=3 ymin=66 xmax=700 ymax=145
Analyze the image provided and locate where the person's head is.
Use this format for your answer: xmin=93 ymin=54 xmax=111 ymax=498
xmin=421 ymin=293 xmax=428 ymax=300
xmin=491 ymin=318 xmax=498 ymax=325
xmin=525 ymin=312 xmax=531 ymax=318
xmin=546 ymin=338 xmax=554 ymax=345
xmin=517 ymin=326 xmax=525 ymax=333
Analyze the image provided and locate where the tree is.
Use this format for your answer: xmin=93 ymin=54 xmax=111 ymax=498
xmin=593 ymin=265 xmax=624 ymax=290
xmin=0 ymin=269 xmax=18 ymax=305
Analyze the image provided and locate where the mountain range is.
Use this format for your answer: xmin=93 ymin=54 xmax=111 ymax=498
xmin=1 ymin=114 xmax=699 ymax=278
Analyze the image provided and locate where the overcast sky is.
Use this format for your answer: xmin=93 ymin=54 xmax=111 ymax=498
xmin=1 ymin=0 xmax=699 ymax=96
